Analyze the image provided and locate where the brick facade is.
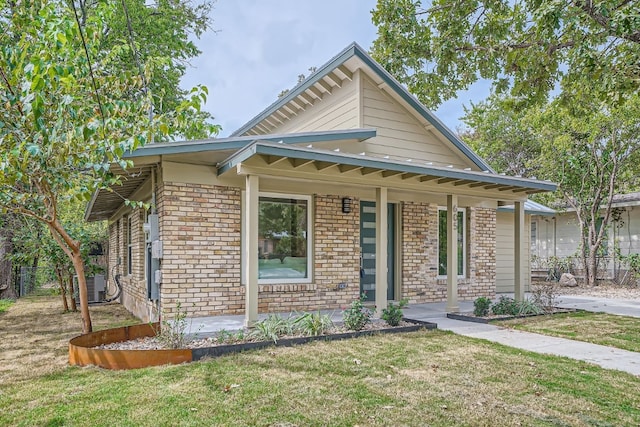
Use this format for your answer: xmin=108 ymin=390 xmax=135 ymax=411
xmin=108 ymin=181 xmax=497 ymax=320
xmin=401 ymin=203 xmax=496 ymax=304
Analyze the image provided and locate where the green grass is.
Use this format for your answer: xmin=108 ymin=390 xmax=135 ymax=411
xmin=499 ymin=311 xmax=640 ymax=352
xmin=1 ymin=330 xmax=640 ymax=426
xmin=0 ymin=298 xmax=14 ymax=313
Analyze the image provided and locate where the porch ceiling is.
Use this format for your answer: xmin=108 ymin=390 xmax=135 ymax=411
xmin=218 ymin=141 xmax=556 ymax=196
xmin=85 ymin=165 xmax=153 ymax=222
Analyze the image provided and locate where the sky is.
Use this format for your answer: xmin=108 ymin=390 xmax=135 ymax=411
xmin=180 ymin=0 xmax=491 ymax=137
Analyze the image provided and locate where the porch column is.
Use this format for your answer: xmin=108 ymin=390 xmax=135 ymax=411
xmin=375 ymin=187 xmax=388 ymax=315
xmin=514 ymin=200 xmax=525 ymax=302
xmin=244 ymin=174 xmax=259 ymax=327
xmin=446 ymin=194 xmax=459 ymax=312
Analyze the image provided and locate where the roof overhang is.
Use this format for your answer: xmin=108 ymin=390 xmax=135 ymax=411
xmin=218 ymin=141 xmax=557 ymax=195
xmin=498 ymin=200 xmax=556 ymax=216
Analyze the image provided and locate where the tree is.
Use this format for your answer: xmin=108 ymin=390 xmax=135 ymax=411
xmin=459 ymin=95 xmax=543 ymax=178
xmin=0 ymin=0 xmax=211 ymax=333
xmin=536 ymin=94 xmax=640 ymax=286
xmin=76 ymin=0 xmax=220 ymax=138
xmin=371 ymin=0 xmax=640 ymax=108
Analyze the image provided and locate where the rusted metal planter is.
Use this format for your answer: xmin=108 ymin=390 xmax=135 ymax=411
xmin=69 ymin=319 xmax=437 ymax=370
xmin=69 ymin=323 xmax=192 ymax=370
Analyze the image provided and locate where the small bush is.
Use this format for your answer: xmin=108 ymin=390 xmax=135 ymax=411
xmin=155 ymin=302 xmax=196 ymax=349
xmin=473 ymin=297 xmax=492 ymax=317
xmin=343 ymin=294 xmax=373 ymax=331
xmin=248 ymin=314 xmax=295 ymax=343
xmin=491 ymin=296 xmax=519 ymax=316
xmin=517 ymin=299 xmax=544 ymax=316
xmin=0 ymin=299 xmax=15 ymax=314
xmin=381 ymin=299 xmax=408 ymax=326
xmin=294 ymin=311 xmax=334 ymax=336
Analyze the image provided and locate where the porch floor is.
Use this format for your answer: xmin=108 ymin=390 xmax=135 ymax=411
xmin=183 ymin=300 xmax=476 ymax=338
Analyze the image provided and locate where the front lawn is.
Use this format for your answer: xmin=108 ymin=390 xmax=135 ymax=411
xmin=0 ymin=298 xmax=14 ymax=313
xmin=1 ymin=296 xmax=639 ymax=426
xmin=499 ymin=311 xmax=640 ymax=353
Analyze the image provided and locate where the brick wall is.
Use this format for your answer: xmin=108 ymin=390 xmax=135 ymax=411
xmin=401 ymin=203 xmax=496 ymax=303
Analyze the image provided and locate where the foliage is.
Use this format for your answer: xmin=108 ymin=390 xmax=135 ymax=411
xmin=530 ymin=282 xmax=561 ymax=313
xmin=617 ymin=252 xmax=640 ymax=279
xmin=491 ymin=296 xmax=519 ymax=316
xmin=0 ymin=299 xmax=14 ymax=314
xmin=381 ymin=299 xmax=408 ymax=326
xmin=371 ymin=0 xmax=640 ymax=108
xmin=460 ymin=95 xmax=543 ymax=178
xmin=293 ymin=311 xmax=334 ymax=336
xmin=248 ymin=314 xmax=296 ymax=343
xmin=473 ymin=297 xmax=492 ymax=317
xmin=343 ymin=294 xmax=373 ymax=331
xmin=0 ymin=0 xmax=214 ymax=333
xmin=154 ymin=302 xmax=195 ymax=349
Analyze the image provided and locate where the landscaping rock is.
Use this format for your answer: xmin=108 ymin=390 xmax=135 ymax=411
xmin=559 ymin=273 xmax=578 ymax=287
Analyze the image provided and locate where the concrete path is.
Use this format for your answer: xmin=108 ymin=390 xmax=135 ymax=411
xmin=185 ymin=295 xmax=640 ymax=377
xmin=405 ymin=297 xmax=640 ymax=377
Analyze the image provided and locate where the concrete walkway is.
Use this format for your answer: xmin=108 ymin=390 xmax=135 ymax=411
xmin=404 ymin=297 xmax=640 ymax=377
xmin=185 ymin=295 xmax=640 ymax=377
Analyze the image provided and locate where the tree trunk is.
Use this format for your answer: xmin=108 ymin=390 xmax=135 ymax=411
xmin=586 ymin=249 xmax=599 ymax=287
xmin=0 ymin=222 xmax=16 ymax=299
xmin=55 ymin=268 xmax=69 ymax=312
xmin=68 ymin=275 xmax=77 ymax=312
xmin=47 ymin=220 xmax=92 ymax=334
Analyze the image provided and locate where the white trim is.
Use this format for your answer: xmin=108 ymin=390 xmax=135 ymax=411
xmin=242 ymin=191 xmax=313 ymax=285
xmin=126 ymin=215 xmax=133 ymax=276
xmin=437 ymin=207 xmax=466 ymax=278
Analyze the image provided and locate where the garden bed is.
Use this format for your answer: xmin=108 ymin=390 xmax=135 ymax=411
xmin=447 ymin=308 xmax=578 ymax=324
xmin=69 ymin=318 xmax=437 ymax=370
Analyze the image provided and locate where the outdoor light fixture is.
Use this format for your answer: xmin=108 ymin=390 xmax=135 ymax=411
xmin=342 ymin=197 xmax=352 ymax=214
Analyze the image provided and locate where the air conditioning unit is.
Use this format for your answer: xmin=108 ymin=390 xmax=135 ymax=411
xmin=74 ymin=274 xmax=106 ymax=303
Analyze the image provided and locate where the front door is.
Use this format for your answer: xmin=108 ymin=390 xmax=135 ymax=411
xmin=360 ymin=201 xmax=395 ymax=302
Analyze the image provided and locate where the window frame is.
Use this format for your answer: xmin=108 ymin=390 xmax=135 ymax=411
xmin=126 ymin=215 xmax=133 ymax=276
xmin=242 ymin=192 xmax=313 ymax=285
xmin=437 ymin=207 xmax=466 ymax=278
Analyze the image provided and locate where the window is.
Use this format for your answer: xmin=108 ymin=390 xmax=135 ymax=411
xmin=531 ymin=221 xmax=538 ymax=253
xmin=438 ymin=208 xmax=466 ymax=277
xmin=127 ymin=215 xmax=133 ymax=276
xmin=257 ymin=194 xmax=311 ymax=283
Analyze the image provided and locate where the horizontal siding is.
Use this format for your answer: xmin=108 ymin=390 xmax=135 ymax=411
xmin=265 ymin=78 xmax=359 ymax=135
xmin=496 ymin=212 xmax=531 ymax=293
xmin=362 ymin=77 xmax=475 ymax=169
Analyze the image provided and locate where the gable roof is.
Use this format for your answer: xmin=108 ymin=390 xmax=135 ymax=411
xmin=230 ymin=42 xmax=494 ymax=173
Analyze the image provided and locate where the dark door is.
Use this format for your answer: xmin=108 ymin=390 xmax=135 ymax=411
xmin=360 ymin=201 xmax=395 ymax=302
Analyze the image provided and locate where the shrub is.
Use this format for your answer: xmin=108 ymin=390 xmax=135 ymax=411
xmin=530 ymin=281 xmax=560 ymax=312
xmin=491 ymin=296 xmax=519 ymax=316
xmin=517 ymin=298 xmax=544 ymax=316
xmin=473 ymin=297 xmax=492 ymax=317
xmin=381 ymin=299 xmax=408 ymax=326
xmin=248 ymin=314 xmax=295 ymax=343
xmin=155 ymin=302 xmax=195 ymax=349
xmin=294 ymin=311 xmax=334 ymax=336
xmin=343 ymin=294 xmax=373 ymax=331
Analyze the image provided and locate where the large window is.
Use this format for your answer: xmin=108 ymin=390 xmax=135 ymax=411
xmin=438 ymin=209 xmax=466 ymax=277
xmin=258 ymin=194 xmax=311 ymax=282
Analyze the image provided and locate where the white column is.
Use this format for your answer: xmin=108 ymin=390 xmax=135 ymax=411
xmin=446 ymin=194 xmax=459 ymax=312
xmin=244 ymin=175 xmax=259 ymax=327
xmin=375 ymin=187 xmax=388 ymax=316
xmin=514 ymin=200 xmax=525 ymax=302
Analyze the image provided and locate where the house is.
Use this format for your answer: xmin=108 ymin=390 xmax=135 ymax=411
xmin=531 ymin=192 xmax=640 ymax=280
xmin=85 ymin=43 xmax=556 ymax=325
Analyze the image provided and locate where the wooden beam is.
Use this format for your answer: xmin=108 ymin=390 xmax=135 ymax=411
xmin=382 ymin=170 xmax=403 ymax=178
xmin=298 ymin=91 xmax=316 ymax=106
xmin=288 ymin=158 xmax=315 ymax=169
xmin=401 ymin=173 xmax=419 ymax=180
xmin=419 ymin=175 xmax=438 ymax=182
xmin=469 ymin=182 xmax=486 ymax=188
xmin=269 ymin=113 xmax=283 ymax=125
xmin=263 ymin=117 xmax=278 ymax=129
xmin=316 ymin=78 xmax=334 ymax=94
xmin=326 ymin=71 xmax=343 ymax=88
xmin=498 ymin=185 xmax=521 ymax=192
xmin=314 ymin=161 xmax=336 ymax=171
xmin=437 ymin=177 xmax=458 ymax=184
xmin=283 ymin=105 xmax=298 ymax=116
xmin=453 ymin=179 xmax=474 ymax=186
xmin=483 ymin=184 xmax=503 ymax=190
xmin=244 ymin=175 xmax=259 ymax=327
xmin=361 ymin=167 xmax=379 ymax=176
xmin=514 ymin=201 xmax=525 ymax=302
xmin=262 ymin=155 xmax=287 ymax=166
xmin=375 ymin=187 xmax=388 ymax=316
xmin=446 ymin=194 xmax=459 ymax=312
xmin=289 ymin=99 xmax=306 ymax=112
xmin=308 ymin=86 xmax=324 ymax=100
xmin=338 ymin=164 xmax=362 ymax=173
xmin=276 ymin=109 xmax=291 ymax=121
xmin=337 ymin=64 xmax=353 ymax=81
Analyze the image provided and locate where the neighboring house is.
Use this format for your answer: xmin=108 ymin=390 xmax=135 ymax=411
xmin=531 ymin=192 xmax=640 ymax=279
xmin=85 ymin=43 xmax=556 ymax=324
